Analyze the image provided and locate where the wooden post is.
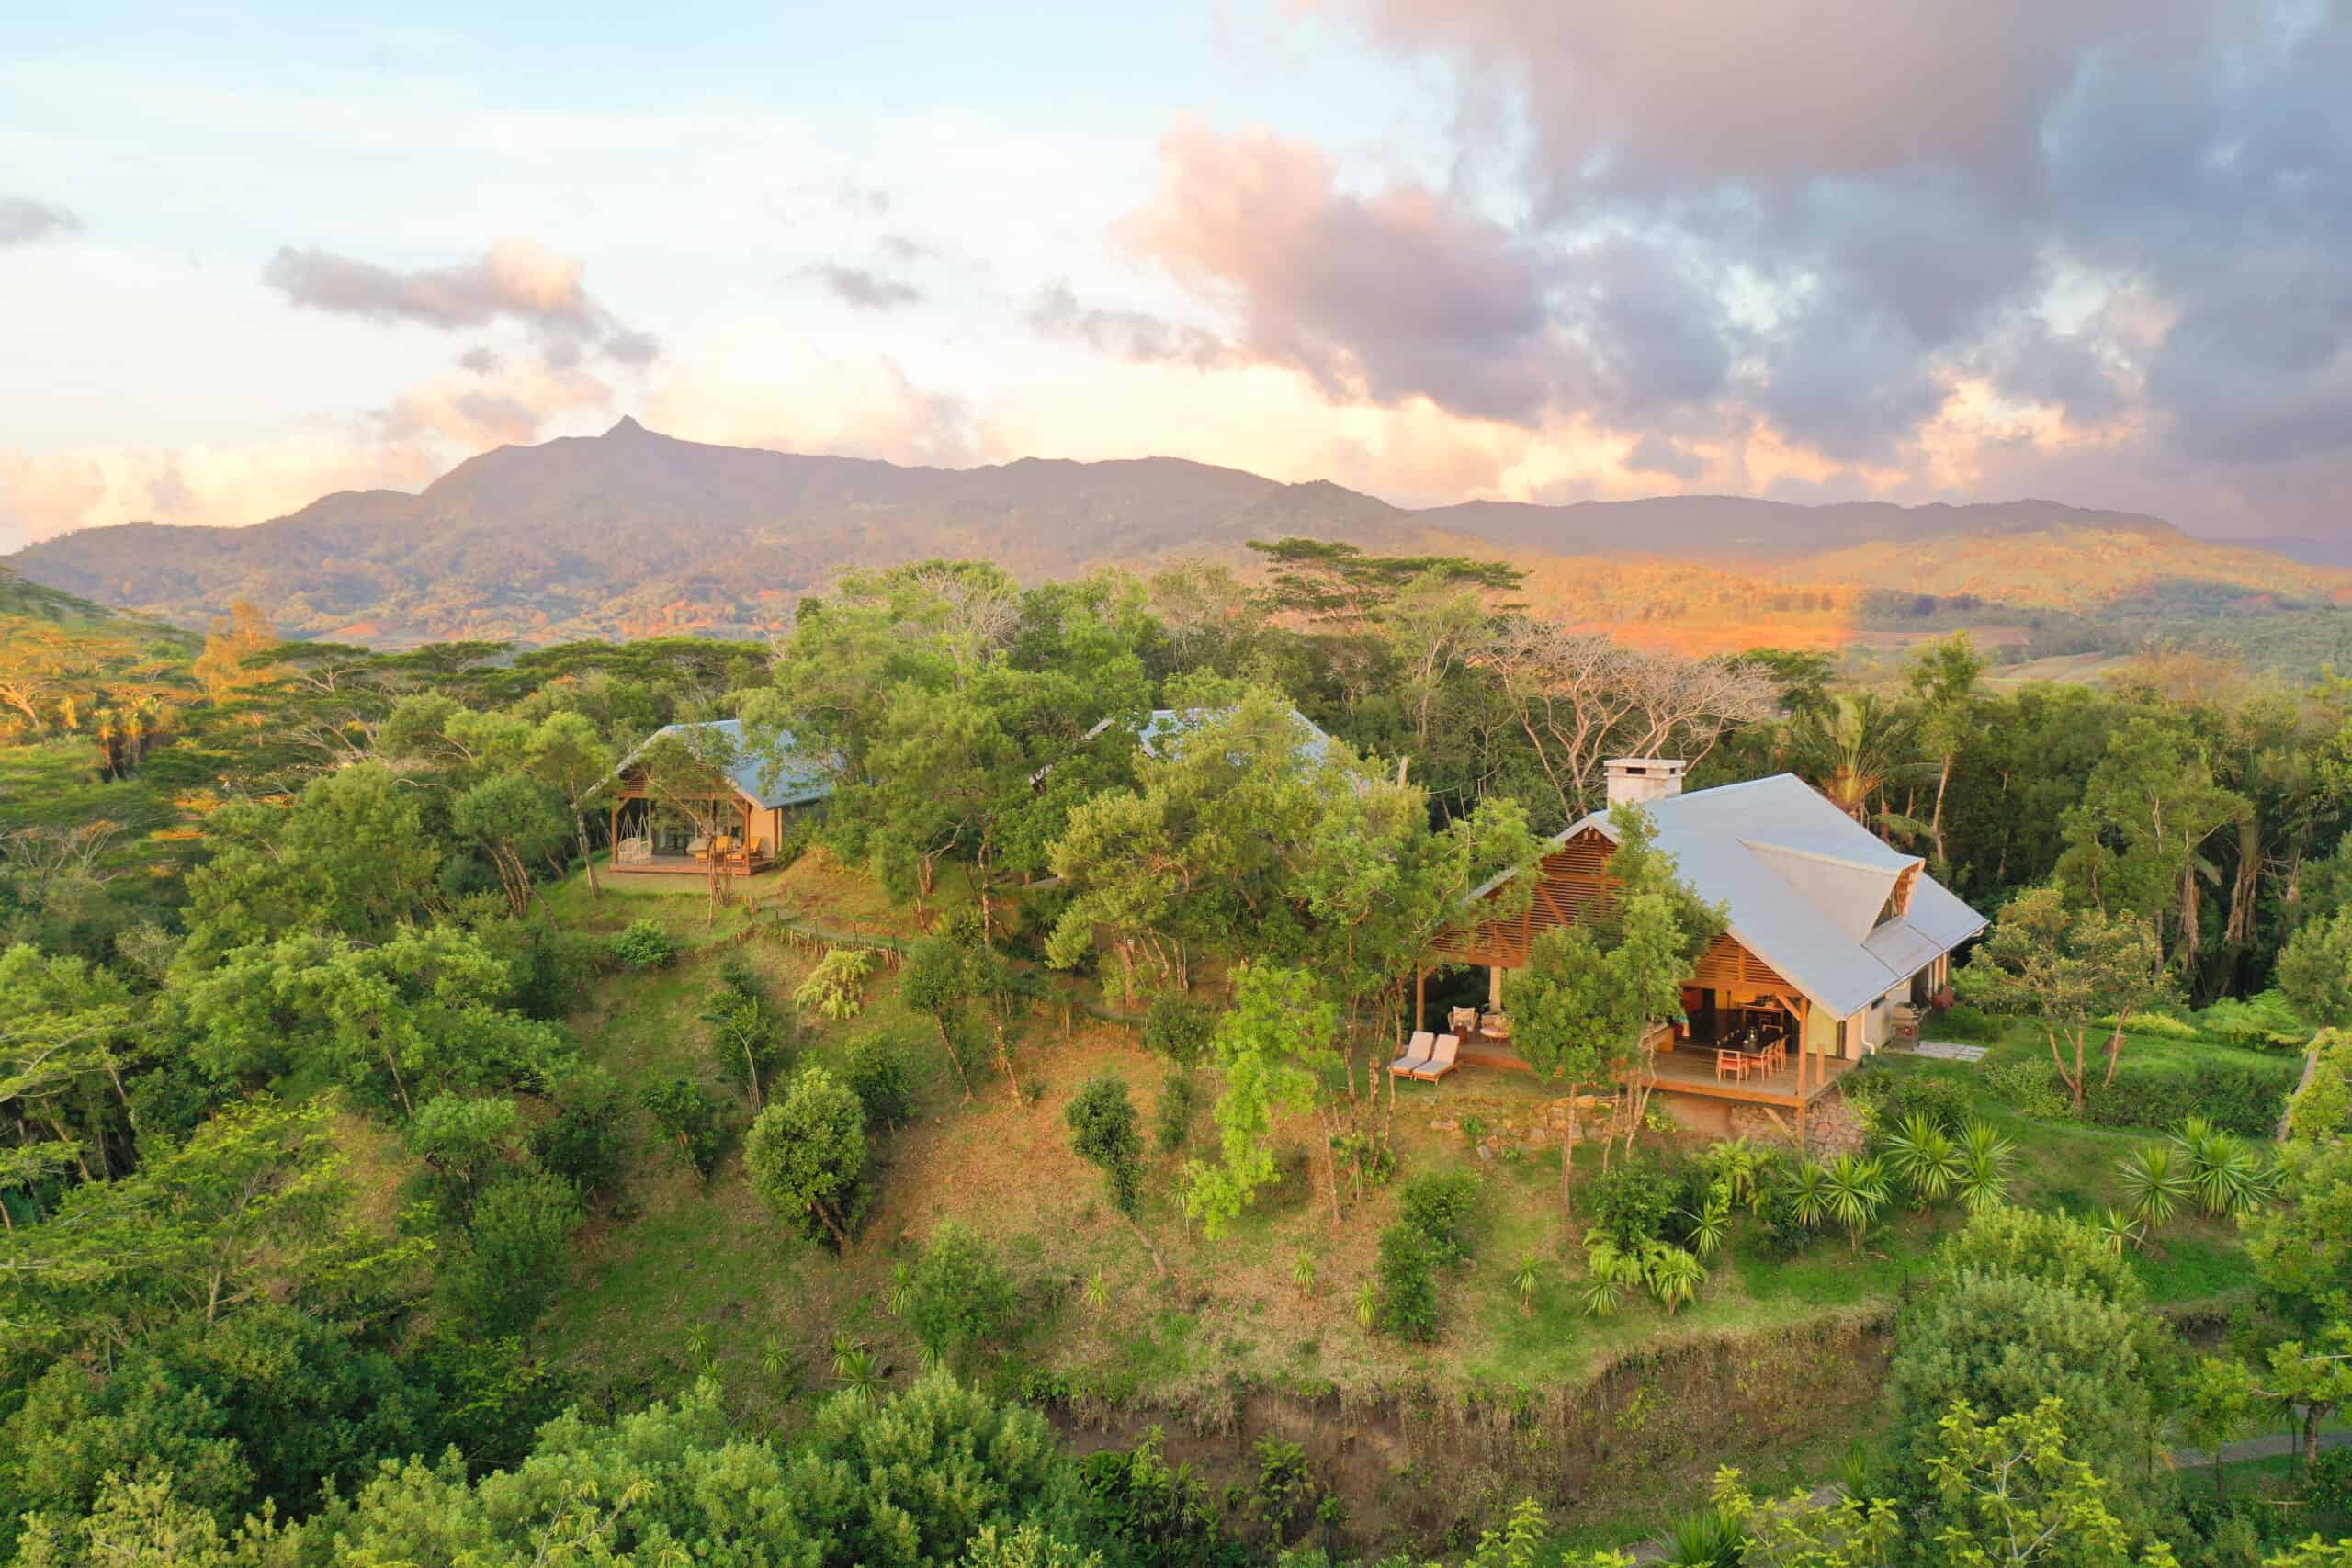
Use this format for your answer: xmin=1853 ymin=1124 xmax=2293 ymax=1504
xmin=608 ymin=801 xmax=619 ymax=866
xmin=1488 ymin=965 xmax=1505 ymax=1010
xmin=1414 ymin=966 xmax=1427 ymax=1036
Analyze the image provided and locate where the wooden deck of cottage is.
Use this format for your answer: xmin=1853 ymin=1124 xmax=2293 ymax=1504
xmin=1456 ymin=1026 xmax=1851 ymax=1109
xmin=608 ymin=849 xmax=777 ymax=877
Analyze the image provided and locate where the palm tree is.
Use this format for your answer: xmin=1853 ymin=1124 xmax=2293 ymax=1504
xmin=1791 ymin=694 xmax=1929 ymax=835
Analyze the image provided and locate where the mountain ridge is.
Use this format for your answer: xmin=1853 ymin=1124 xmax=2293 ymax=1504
xmin=8 ymin=418 xmax=2336 ymax=649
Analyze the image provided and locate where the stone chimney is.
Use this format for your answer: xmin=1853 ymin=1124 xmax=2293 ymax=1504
xmin=1604 ymin=757 xmax=1689 ymax=808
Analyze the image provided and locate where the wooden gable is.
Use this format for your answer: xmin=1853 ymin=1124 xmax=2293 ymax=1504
xmin=1436 ymin=825 xmax=1796 ymax=1003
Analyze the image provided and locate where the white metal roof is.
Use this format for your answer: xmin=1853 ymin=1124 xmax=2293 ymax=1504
xmin=1503 ymin=772 xmax=1988 ymax=1019
xmin=616 ymin=719 xmax=837 ymax=808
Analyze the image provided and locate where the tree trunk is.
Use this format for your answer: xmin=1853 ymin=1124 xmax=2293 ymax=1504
xmin=1930 ymin=752 xmax=1953 ymax=870
xmin=578 ymin=817 xmax=601 ymax=900
xmin=812 ymin=1197 xmax=853 ymax=1252
xmin=937 ymin=1018 xmax=974 ymax=1100
xmin=1559 ymin=1081 xmax=1581 ymax=1218
xmin=2050 ymin=1024 xmax=2086 ymax=1111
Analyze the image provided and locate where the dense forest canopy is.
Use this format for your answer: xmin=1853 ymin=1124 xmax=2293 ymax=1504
xmin=6 ymin=545 xmax=2352 ymax=1564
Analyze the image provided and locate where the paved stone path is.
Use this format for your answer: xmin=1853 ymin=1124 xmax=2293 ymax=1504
xmin=1908 ymin=1041 xmax=1989 ymax=1062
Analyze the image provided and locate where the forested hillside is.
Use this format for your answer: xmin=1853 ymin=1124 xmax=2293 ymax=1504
xmin=6 ymin=544 xmax=2352 ymax=1563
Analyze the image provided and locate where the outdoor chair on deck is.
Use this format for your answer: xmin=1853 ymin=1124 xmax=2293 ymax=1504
xmin=687 ymin=833 xmax=711 ymax=862
xmin=736 ymin=835 xmax=768 ymax=868
xmin=1387 ymin=1031 xmax=1436 ymax=1078
xmin=1410 ymin=1033 xmax=1462 ymax=1083
xmin=1714 ymin=1048 xmax=1752 ymax=1083
xmin=1448 ymin=1006 xmax=1478 ymax=1036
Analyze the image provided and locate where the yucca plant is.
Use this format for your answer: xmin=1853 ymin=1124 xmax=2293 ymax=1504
xmin=1788 ymin=1157 xmax=1832 ymax=1230
xmin=886 ymin=1261 xmax=912 ymax=1318
xmin=2175 ymin=1120 xmax=2274 ymax=1218
xmin=833 ymin=1346 xmax=885 ymax=1404
xmin=1510 ymin=1249 xmax=1544 ymax=1315
xmin=1883 ymin=1112 xmax=1962 ymax=1212
xmin=1823 ymin=1154 xmax=1891 ymax=1252
xmin=684 ymin=1325 xmax=712 ymax=1371
xmin=1355 ymin=1280 xmax=1379 ymax=1331
xmin=1956 ymin=1118 xmax=2015 ymax=1213
xmin=759 ymin=1333 xmax=793 ymax=1383
xmin=1645 ymin=1243 xmax=1706 ymax=1314
xmin=2092 ymin=1204 xmax=2144 ymax=1257
xmin=1662 ymin=1505 xmax=1747 ymax=1567
xmin=1683 ymin=1181 xmax=1734 ymax=1259
xmin=1580 ymin=1240 xmax=1630 ymax=1319
xmin=1291 ymin=1247 xmax=1318 ymax=1298
xmin=2118 ymin=1142 xmax=2190 ymax=1228
xmin=1083 ymin=1268 xmax=1111 ymax=1312
xmin=1702 ymin=1137 xmax=1761 ymax=1208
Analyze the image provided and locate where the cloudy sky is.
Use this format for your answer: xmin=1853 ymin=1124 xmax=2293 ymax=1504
xmin=3 ymin=0 xmax=2347 ymax=551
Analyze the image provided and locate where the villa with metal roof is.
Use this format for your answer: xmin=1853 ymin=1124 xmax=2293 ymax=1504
xmin=1434 ymin=758 xmax=1988 ymax=1135
xmin=605 ymin=718 xmax=835 ymax=875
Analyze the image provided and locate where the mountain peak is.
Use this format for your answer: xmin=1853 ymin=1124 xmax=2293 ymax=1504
xmin=604 ymin=415 xmax=648 ymax=437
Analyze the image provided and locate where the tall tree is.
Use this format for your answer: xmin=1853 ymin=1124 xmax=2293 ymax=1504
xmin=1959 ymin=886 xmax=2169 ymax=1112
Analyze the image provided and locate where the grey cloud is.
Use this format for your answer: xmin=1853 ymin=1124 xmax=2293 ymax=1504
xmin=802 ymin=263 xmax=922 ymax=311
xmin=1027 ymin=282 xmax=1227 ymax=367
xmin=1124 ymin=123 xmax=1560 ymax=422
xmin=458 ymin=345 xmax=503 ymax=375
xmin=0 ymin=196 xmax=81 ymax=247
xmin=261 ymin=239 xmax=658 ymax=366
xmin=1302 ymin=0 xmax=2352 ymax=527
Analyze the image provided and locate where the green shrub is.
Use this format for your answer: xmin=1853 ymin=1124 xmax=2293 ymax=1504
xmin=902 ymin=1223 xmax=1019 ymax=1363
xmin=743 ymin=1066 xmax=867 ymax=1248
xmin=1878 ymin=1072 xmax=1970 ymax=1132
xmin=1396 ymin=1170 xmax=1481 ymax=1269
xmin=610 ymin=918 xmax=678 ymax=972
xmin=794 ymin=946 xmax=876 ymax=1021
xmin=2306 ymin=1448 xmax=2352 ymax=1529
xmin=1984 ymin=1060 xmax=2073 ymax=1121
xmin=1154 ymin=1069 xmax=1195 ymax=1155
xmin=2084 ymin=1061 xmax=2293 ymax=1136
xmin=637 ymin=1072 xmax=723 ymax=1177
xmin=1374 ymin=1224 xmax=1440 ymax=1341
xmin=1936 ymin=1203 xmax=2145 ymax=1308
xmin=838 ymin=1028 xmax=918 ymax=1130
xmin=1065 ymin=1075 xmax=1146 ymax=1219
xmin=511 ymin=927 xmax=616 ymax=1018
xmin=435 ymin=1170 xmax=583 ymax=1337
xmin=2099 ymin=1009 xmax=2199 ymax=1040
xmin=1931 ymin=1003 xmax=1998 ymax=1040
xmin=1141 ymin=994 xmax=1215 ymax=1066
xmin=2189 ymin=989 xmax=2309 ymax=1050
xmin=1587 ymin=1157 xmax=1676 ymax=1248
xmin=531 ymin=1066 xmax=628 ymax=1201
xmin=1749 ymin=1177 xmax=1822 ymax=1258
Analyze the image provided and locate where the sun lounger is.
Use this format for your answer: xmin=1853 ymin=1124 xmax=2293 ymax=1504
xmin=1387 ymin=1030 xmax=1436 ymax=1077
xmin=1410 ymin=1033 xmax=1461 ymax=1082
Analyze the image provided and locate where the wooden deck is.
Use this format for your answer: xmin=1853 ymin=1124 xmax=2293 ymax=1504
xmin=1454 ymin=1031 xmax=1850 ymax=1107
xmin=609 ymin=852 xmax=775 ymax=876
